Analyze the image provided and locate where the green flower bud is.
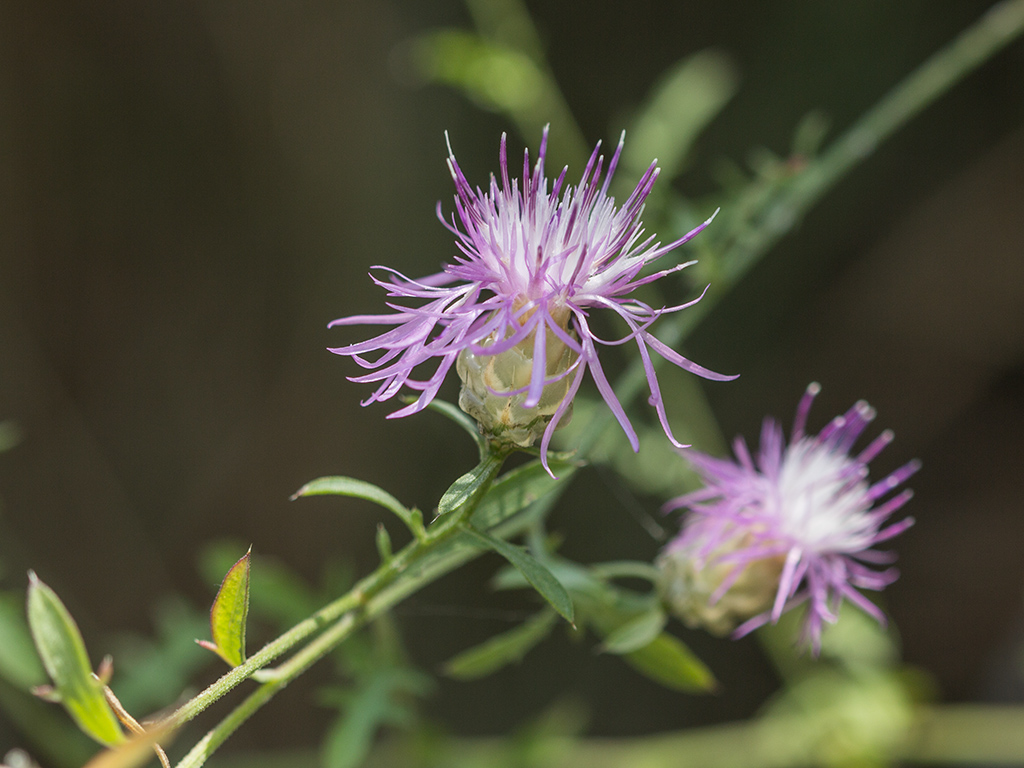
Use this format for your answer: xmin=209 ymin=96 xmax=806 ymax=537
xmin=457 ymin=307 xmax=578 ymax=447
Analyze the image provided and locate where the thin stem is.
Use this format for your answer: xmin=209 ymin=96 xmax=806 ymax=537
xmin=577 ymin=0 xmax=1024 ymax=456
xmin=172 ymin=450 xmax=508 ymax=768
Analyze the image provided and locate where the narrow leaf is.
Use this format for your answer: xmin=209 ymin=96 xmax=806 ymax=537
xmin=292 ymin=476 xmax=417 ymax=533
xmin=26 ymin=573 xmax=124 ymax=745
xmin=471 ymin=458 xmax=576 ymax=530
xmin=437 ymin=453 xmax=504 ymax=517
xmin=599 ymin=608 xmax=668 ymax=655
xmin=464 ymin=528 xmax=574 ymax=625
xmin=621 ymin=632 xmax=717 ymax=693
xmin=375 ymin=524 xmax=393 ymax=563
xmin=443 ymin=610 xmax=557 ymax=680
xmin=200 ymin=548 xmax=251 ymax=667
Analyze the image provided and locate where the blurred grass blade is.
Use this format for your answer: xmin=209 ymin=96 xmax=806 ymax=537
xmin=402 ymin=28 xmax=588 ymax=169
xmin=443 ymin=610 xmax=557 ymax=680
xmin=26 ymin=573 xmax=125 ymax=745
xmin=623 ymin=49 xmax=738 ymax=181
xmin=464 ymin=527 xmax=574 ymax=625
xmin=599 ymin=608 xmax=668 ymax=655
xmin=408 ymin=30 xmax=543 ymax=115
xmin=621 ymin=632 xmax=717 ymax=693
xmin=197 ymin=548 xmax=251 ymax=668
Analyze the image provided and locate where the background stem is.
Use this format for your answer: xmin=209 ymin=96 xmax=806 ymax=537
xmin=576 ymin=0 xmax=1024 ymax=455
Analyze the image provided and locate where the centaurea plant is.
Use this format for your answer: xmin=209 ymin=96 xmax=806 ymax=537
xmin=17 ymin=1 xmax=1024 ymax=762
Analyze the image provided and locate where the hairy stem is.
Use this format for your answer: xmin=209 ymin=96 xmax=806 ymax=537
xmin=171 ymin=450 xmax=508 ymax=768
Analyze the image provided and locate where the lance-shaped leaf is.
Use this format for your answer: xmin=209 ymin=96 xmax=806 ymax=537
xmin=437 ymin=453 xmax=504 ymax=517
xmin=471 ymin=458 xmax=577 ymax=530
xmin=464 ymin=527 xmax=574 ymax=625
xmin=197 ymin=548 xmax=251 ymax=668
xmin=26 ymin=573 xmax=125 ymax=745
xmin=293 ymin=476 xmax=420 ymax=536
xmin=620 ymin=632 xmax=717 ymax=693
xmin=443 ymin=610 xmax=557 ymax=680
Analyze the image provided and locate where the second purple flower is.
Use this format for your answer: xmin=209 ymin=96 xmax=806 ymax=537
xmin=330 ymin=128 xmax=735 ymax=464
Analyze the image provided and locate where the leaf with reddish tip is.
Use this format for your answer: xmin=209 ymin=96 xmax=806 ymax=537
xmin=198 ymin=548 xmax=251 ymax=668
xmin=26 ymin=572 xmax=125 ymax=745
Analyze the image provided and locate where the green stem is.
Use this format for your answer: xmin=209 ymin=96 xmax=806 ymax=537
xmin=577 ymin=0 xmax=1024 ymax=456
xmin=172 ymin=450 xmax=508 ymax=768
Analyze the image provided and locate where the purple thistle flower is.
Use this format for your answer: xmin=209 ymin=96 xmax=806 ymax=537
xmin=659 ymin=383 xmax=919 ymax=652
xmin=329 ymin=127 xmax=735 ymax=467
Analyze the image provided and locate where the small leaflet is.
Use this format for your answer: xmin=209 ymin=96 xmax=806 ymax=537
xmin=197 ymin=548 xmax=251 ymax=668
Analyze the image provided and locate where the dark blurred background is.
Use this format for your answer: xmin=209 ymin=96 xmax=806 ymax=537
xmin=2 ymin=0 xmax=1024 ymax=759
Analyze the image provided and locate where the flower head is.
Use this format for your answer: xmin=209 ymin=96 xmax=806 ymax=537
xmin=658 ymin=383 xmax=919 ymax=652
xmin=329 ymin=128 xmax=734 ymax=465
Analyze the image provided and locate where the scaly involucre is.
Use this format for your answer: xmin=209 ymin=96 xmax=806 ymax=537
xmin=329 ymin=127 xmax=733 ymax=465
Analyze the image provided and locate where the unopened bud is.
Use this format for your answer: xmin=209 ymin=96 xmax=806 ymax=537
xmin=656 ymin=530 xmax=785 ymax=636
xmin=457 ymin=312 xmax=578 ymax=447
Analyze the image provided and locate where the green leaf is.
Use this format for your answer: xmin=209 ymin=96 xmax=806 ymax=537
xmin=621 ymin=632 xmax=717 ymax=693
xmin=375 ymin=523 xmax=393 ymax=563
xmin=198 ymin=548 xmax=251 ymax=667
xmin=26 ymin=573 xmax=125 ymax=745
xmin=471 ymin=458 xmax=576 ymax=530
xmin=464 ymin=527 xmax=574 ymax=625
xmin=437 ymin=453 xmax=504 ymax=517
xmin=200 ymin=541 xmax=319 ymax=630
xmin=599 ymin=608 xmax=668 ymax=655
xmin=293 ymin=476 xmax=419 ymax=535
xmin=443 ymin=610 xmax=557 ymax=680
